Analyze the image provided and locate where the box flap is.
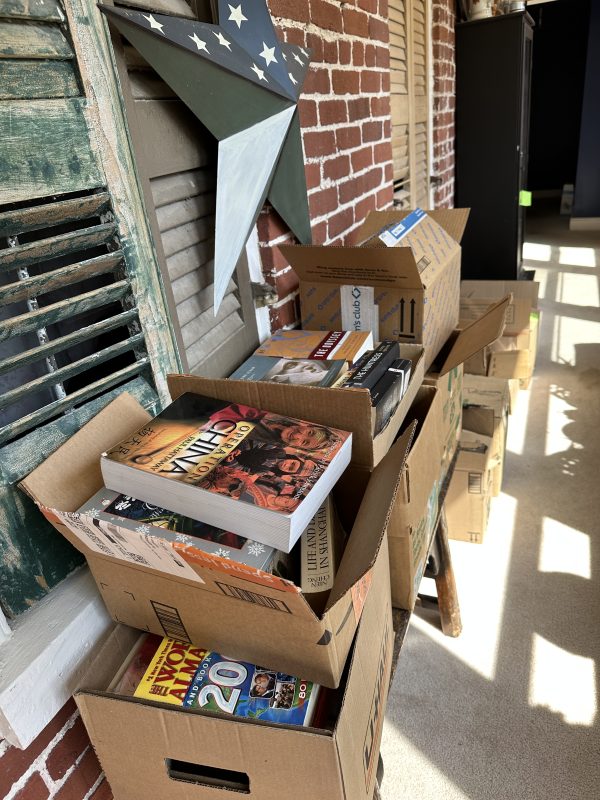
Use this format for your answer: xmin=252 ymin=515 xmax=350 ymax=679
xmin=325 ymin=421 xmax=417 ymax=612
xmin=461 ymin=279 xmax=539 ymax=305
xmin=279 ymin=243 xmax=424 ymax=290
xmin=19 ymin=393 xmax=151 ymax=511
xmin=463 ymin=374 xmax=510 ymax=418
xmin=434 ymin=295 xmax=511 ymax=376
xmin=354 ymin=208 xmax=470 ymax=246
xmin=456 ymin=430 xmax=493 ymax=473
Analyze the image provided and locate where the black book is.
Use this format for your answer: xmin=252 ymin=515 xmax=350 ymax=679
xmin=343 ymin=340 xmax=400 ymax=390
xmin=371 ymin=359 xmax=412 ymax=434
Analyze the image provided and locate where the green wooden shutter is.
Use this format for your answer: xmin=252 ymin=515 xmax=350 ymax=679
xmin=0 ymin=0 xmax=182 ymax=616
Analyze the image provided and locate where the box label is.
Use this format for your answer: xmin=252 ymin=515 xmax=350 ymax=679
xmin=340 ymin=285 xmax=379 ymax=340
xmin=378 ymin=208 xmax=426 ymax=246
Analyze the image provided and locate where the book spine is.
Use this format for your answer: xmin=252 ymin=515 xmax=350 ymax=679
xmin=344 ymin=340 xmax=400 ymax=390
xmin=372 ymin=359 xmax=412 ymax=434
xmin=301 ymin=500 xmax=336 ymax=595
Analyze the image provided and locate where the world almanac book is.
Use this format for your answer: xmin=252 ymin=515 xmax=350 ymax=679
xmin=113 ymin=635 xmax=320 ymax=727
xmin=100 ymin=392 xmax=352 ymax=553
xmin=78 ymin=487 xmax=276 ymax=572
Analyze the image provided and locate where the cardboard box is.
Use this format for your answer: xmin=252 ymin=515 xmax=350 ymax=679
xmin=280 ymin=209 xmax=470 ymax=371
xmin=445 ymin=431 xmax=494 ymax=544
xmin=75 ymin=537 xmax=394 ymax=800
xmin=162 ymin=348 xmax=424 ymax=472
xmin=488 ymin=312 xmax=539 ymax=389
xmin=424 ymin=364 xmax=463 ymax=485
xmin=21 ymin=386 xmax=416 ymax=689
xmin=460 ymin=280 xmax=539 ymax=335
xmin=462 ymin=375 xmax=510 ymax=496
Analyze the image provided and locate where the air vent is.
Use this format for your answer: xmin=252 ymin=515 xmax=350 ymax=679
xmin=0 ymin=188 xmax=151 ymax=445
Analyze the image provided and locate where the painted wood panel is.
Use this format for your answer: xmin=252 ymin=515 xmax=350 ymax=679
xmin=0 ymin=60 xmax=79 ymax=99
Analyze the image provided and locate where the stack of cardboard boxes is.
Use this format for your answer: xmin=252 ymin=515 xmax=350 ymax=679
xmin=20 ymin=209 xmax=524 ymax=799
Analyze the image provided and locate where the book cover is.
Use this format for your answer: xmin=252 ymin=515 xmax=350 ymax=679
xmin=255 ymin=330 xmax=373 ymax=365
xmin=371 ymin=359 xmax=412 ymax=434
xmin=108 ymin=633 xmax=163 ymax=695
xmin=102 ymin=393 xmax=350 ymax=519
xmin=230 ymin=356 xmax=346 ymax=387
xmin=78 ymin=487 xmax=275 ymax=571
xmin=131 ymin=637 xmax=320 ymax=726
xmin=344 ymin=340 xmax=400 ymax=390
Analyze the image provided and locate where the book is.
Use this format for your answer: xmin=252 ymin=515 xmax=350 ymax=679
xmin=78 ymin=488 xmax=276 ymax=572
xmin=101 ymin=393 xmax=352 ymax=553
xmin=255 ymin=330 xmax=373 ymax=365
xmin=229 ymin=355 xmax=346 ymax=387
xmin=342 ymin=340 xmax=400 ymax=390
xmin=300 ymin=497 xmax=346 ymax=616
xmin=111 ymin=635 xmax=320 ymax=727
xmin=371 ymin=358 xmax=412 ymax=435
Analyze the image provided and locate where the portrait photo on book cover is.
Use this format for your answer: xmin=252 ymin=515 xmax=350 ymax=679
xmin=263 ymin=358 xmax=333 ymax=386
xmin=249 ymin=670 xmax=277 ymax=699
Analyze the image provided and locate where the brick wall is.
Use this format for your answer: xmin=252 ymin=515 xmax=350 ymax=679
xmin=431 ymin=0 xmax=456 ymax=209
xmin=0 ymin=702 xmax=110 ymax=800
xmin=260 ymin=0 xmax=395 ymax=331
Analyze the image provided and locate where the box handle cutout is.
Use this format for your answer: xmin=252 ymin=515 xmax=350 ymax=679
xmin=165 ymin=759 xmax=250 ymax=793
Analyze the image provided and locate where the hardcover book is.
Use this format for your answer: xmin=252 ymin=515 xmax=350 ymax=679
xmin=343 ymin=340 xmax=400 ymax=390
xmin=300 ymin=497 xmax=346 ymax=615
xmin=112 ymin=635 xmax=320 ymax=727
xmin=255 ymin=330 xmax=373 ymax=365
xmin=230 ymin=355 xmax=346 ymax=387
xmin=78 ymin=488 xmax=276 ymax=572
xmin=371 ymin=358 xmax=412 ymax=434
xmin=100 ymin=392 xmax=352 ymax=553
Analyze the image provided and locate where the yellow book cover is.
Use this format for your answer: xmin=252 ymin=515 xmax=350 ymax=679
xmin=133 ymin=637 xmax=208 ymax=705
xmin=255 ymin=330 xmax=372 ymax=365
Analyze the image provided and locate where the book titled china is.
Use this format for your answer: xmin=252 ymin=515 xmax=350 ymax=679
xmin=255 ymin=330 xmax=373 ymax=365
xmin=78 ymin=487 xmax=276 ymax=572
xmin=100 ymin=393 xmax=352 ymax=553
xmin=109 ymin=634 xmax=320 ymax=727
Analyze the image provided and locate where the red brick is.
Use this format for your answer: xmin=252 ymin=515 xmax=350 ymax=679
xmin=381 ymin=71 xmax=391 ymax=92
xmin=377 ymin=185 xmax=394 ymax=207
xmin=305 ymin=33 xmax=324 ymax=62
xmin=46 ymin=718 xmax=92 ymax=782
xmin=305 ymin=162 xmax=322 ymax=191
xmin=384 ymin=162 xmax=394 ymax=181
xmin=311 ymin=220 xmax=328 ymax=245
xmin=267 ymin=0 xmax=309 ymax=22
xmin=272 ymin=268 xmax=300 ymax=299
xmin=303 ymin=130 xmax=336 ymax=158
xmin=383 ymin=118 xmax=391 ymax=137
xmin=319 ymin=99 xmax=347 ymax=125
xmin=323 ymin=154 xmax=351 ymax=181
xmin=358 ymin=0 xmax=378 ymax=11
xmin=374 ymin=141 xmax=392 ymax=164
xmin=298 ymin=99 xmax=318 ymax=128
xmin=379 ymin=0 xmax=389 ymax=15
xmin=0 ymin=701 xmax=77 ymax=797
xmin=260 ymin=243 xmax=288 ymax=272
xmin=361 ymin=71 xmax=381 ymax=94
xmin=343 ymin=7 xmax=369 ymax=37
xmin=354 ymin=193 xmax=378 ymax=225
xmin=348 ymin=97 xmax=371 ymax=122
xmin=370 ymin=95 xmax=390 ymax=117
xmin=362 ymin=120 xmax=382 ymax=143
xmin=369 ymin=16 xmax=389 ymax=42
xmin=351 ymin=146 xmax=373 ymax=173
xmin=364 ymin=44 xmax=376 ymax=68
xmin=375 ymin=45 xmax=390 ymax=69
xmin=352 ymin=41 xmax=365 ymax=67
xmin=304 ymin=66 xmax=330 ymax=95
xmin=309 ymin=187 xmax=338 ymax=218
xmin=332 ymin=69 xmax=360 ymax=95
xmin=328 ymin=207 xmax=355 ymax=240
xmin=311 ymin=0 xmax=343 ymax=32
xmin=280 ymin=25 xmax=306 ymax=47
xmin=338 ymin=175 xmax=364 ymax=205
xmin=54 ymin=748 xmax=102 ymax=800
xmin=269 ymin=295 xmax=299 ymax=330
xmin=257 ymin=210 xmax=289 ymax=243
xmin=12 ymin=773 xmax=49 ymax=800
xmin=322 ymin=38 xmax=339 ymax=64
xmin=338 ymin=40 xmax=352 ymax=66
xmin=335 ymin=125 xmax=361 ymax=151
xmin=90 ymin=779 xmax=113 ymax=800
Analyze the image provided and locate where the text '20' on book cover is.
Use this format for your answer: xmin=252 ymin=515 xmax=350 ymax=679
xmin=114 ymin=635 xmax=320 ymax=727
xmin=100 ymin=393 xmax=352 ymax=552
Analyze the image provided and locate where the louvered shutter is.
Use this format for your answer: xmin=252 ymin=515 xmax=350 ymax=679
xmin=389 ymin=0 xmax=432 ymax=208
xmin=108 ymin=0 xmax=260 ymax=378
xmin=0 ymin=0 xmax=181 ymax=616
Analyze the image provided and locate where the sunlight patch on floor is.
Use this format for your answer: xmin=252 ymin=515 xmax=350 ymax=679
xmin=506 ymin=385 xmax=532 ymax=455
xmin=545 ymin=386 xmax=577 ymax=456
xmin=558 ymin=246 xmax=597 ymax=268
xmin=551 ymin=314 xmax=600 ymax=365
xmin=557 ymin=269 xmax=599 ymax=307
xmin=529 ymin=633 xmax=596 ymax=726
xmin=523 ymin=242 xmax=553 ymax=262
xmin=539 ymin=517 xmax=591 ymax=580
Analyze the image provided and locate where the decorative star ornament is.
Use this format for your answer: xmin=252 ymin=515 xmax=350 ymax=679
xmin=99 ymin=0 xmax=313 ymax=312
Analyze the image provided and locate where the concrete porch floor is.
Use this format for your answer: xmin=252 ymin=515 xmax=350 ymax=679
xmin=380 ymin=202 xmax=600 ymax=800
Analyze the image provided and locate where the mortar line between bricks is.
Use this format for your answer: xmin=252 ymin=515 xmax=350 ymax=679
xmin=44 ymin=744 xmax=93 ymax=799
xmin=3 ymin=711 xmax=80 ymax=800
xmin=83 ymin=771 xmax=105 ymax=800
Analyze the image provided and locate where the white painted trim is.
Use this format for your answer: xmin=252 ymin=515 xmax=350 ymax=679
xmin=569 ymin=217 xmax=600 ymax=231
xmin=245 ymin=226 xmax=272 ymax=343
xmin=0 ymin=568 xmax=113 ymax=749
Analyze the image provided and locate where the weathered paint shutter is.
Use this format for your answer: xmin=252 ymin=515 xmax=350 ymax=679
xmin=107 ymin=0 xmax=260 ymax=378
xmin=0 ymin=0 xmax=181 ymax=616
xmin=389 ymin=0 xmax=431 ymax=208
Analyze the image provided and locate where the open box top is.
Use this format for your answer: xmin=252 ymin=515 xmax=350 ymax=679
xmin=461 ymin=279 xmax=539 ymax=335
xmin=280 ymin=209 xmax=470 ymax=295
xmin=167 ymin=346 xmax=424 ymax=471
xmin=20 ymin=384 xmax=416 ymax=687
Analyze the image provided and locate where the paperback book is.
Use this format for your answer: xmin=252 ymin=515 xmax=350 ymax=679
xmin=110 ymin=635 xmax=320 ymax=727
xmin=371 ymin=358 xmax=412 ymax=434
xmin=300 ymin=496 xmax=346 ymax=615
xmin=78 ymin=487 xmax=276 ymax=572
xmin=229 ymin=355 xmax=346 ymax=387
xmin=342 ymin=340 xmax=400 ymax=390
xmin=100 ymin=392 xmax=352 ymax=552
xmin=255 ymin=330 xmax=373 ymax=365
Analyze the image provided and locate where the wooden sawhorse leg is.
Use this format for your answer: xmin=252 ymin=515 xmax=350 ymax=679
xmin=431 ymin=507 xmax=462 ymax=637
